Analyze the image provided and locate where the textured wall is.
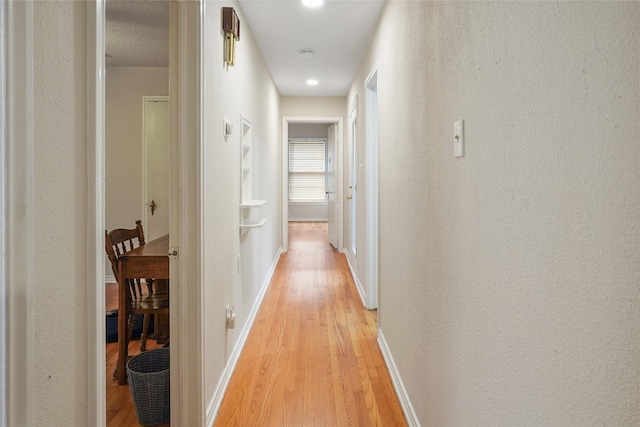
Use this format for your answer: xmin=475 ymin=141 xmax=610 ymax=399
xmin=202 ymin=0 xmax=282 ymax=412
xmin=32 ymin=1 xmax=89 ymax=425
xmin=350 ymin=2 xmax=640 ymax=425
xmin=105 ymin=67 xmax=168 ymax=276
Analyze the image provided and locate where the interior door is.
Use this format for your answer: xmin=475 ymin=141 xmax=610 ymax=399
xmin=143 ymin=97 xmax=170 ymax=241
xmin=327 ymin=124 xmax=337 ymax=248
xmin=349 ymin=109 xmax=358 ymax=257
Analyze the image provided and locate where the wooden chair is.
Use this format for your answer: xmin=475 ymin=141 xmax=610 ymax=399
xmin=105 ymin=220 xmax=169 ymax=379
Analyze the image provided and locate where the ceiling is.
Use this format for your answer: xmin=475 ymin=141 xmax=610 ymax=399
xmin=105 ymin=0 xmax=385 ymax=96
xmin=237 ymin=1 xmax=385 ymax=96
xmin=106 ymin=1 xmax=169 ymax=67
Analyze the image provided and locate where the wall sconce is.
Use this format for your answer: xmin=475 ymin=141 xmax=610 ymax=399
xmin=222 ymin=7 xmax=240 ymax=66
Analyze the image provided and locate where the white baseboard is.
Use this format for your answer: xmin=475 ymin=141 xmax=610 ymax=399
xmin=105 ymin=274 xmax=116 ymax=284
xmin=205 ymin=248 xmax=283 ymax=426
xmin=288 ymin=217 xmax=328 ymax=222
xmin=344 ymin=251 xmax=366 ymax=307
xmin=378 ymin=330 xmax=421 ymax=426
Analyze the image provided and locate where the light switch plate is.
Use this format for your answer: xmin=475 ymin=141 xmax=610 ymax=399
xmin=454 ymin=119 xmax=464 ymax=157
xmin=223 ymin=117 xmax=233 ymax=139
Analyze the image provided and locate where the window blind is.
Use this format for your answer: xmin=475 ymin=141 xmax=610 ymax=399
xmin=289 ymin=139 xmax=326 ymax=201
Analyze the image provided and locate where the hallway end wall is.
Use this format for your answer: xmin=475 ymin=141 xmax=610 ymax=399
xmin=349 ymin=2 xmax=640 ymax=425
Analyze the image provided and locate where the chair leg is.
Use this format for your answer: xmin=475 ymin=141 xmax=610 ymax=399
xmin=127 ymin=313 xmax=137 ymax=341
xmin=140 ymin=314 xmax=150 ymax=352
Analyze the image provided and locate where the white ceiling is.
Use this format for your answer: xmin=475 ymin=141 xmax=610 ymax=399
xmin=237 ymin=0 xmax=386 ymax=96
xmin=106 ymin=1 xmax=169 ymax=67
xmin=105 ymin=0 xmax=385 ymax=96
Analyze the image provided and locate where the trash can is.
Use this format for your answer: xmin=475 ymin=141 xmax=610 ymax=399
xmin=126 ymin=347 xmax=170 ymax=426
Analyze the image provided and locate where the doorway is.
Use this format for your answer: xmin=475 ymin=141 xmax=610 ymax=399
xmin=89 ymin=1 xmax=204 ymax=425
xmin=282 ymin=117 xmax=344 ymax=253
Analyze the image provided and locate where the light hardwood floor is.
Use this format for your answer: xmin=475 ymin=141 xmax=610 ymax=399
xmin=106 ymin=222 xmax=406 ymax=426
xmin=214 ymin=222 xmax=407 ymax=426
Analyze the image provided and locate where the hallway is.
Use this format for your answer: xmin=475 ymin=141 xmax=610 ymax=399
xmin=214 ymin=222 xmax=406 ymax=426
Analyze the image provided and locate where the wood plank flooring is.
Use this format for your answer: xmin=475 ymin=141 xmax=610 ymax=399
xmin=106 ymin=283 xmax=168 ymax=427
xmin=214 ymin=222 xmax=407 ymax=426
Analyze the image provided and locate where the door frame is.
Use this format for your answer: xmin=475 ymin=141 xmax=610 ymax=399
xmin=282 ymin=116 xmax=343 ymax=253
xmin=87 ymin=1 xmax=106 ymax=423
xmin=87 ymin=1 xmax=204 ymax=425
xmin=0 ymin=1 xmax=8 ymax=424
xmin=326 ymin=124 xmax=338 ymax=248
xmin=364 ymin=65 xmax=379 ymax=309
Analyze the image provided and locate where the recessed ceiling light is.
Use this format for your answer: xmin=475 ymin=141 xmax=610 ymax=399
xmin=298 ymin=49 xmax=315 ymax=58
xmin=306 ymin=79 xmax=319 ymax=86
xmin=302 ymin=0 xmax=324 ymax=7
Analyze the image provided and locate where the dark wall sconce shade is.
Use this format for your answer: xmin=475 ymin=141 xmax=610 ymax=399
xmin=222 ymin=7 xmax=240 ymax=66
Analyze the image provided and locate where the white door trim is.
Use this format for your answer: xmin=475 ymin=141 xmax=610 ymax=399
xmin=364 ymin=65 xmax=379 ymax=310
xmin=86 ymin=1 xmax=106 ymax=425
xmin=0 ymin=2 xmax=8 ymax=425
xmin=282 ymin=116 xmax=344 ymax=253
xmin=169 ymin=1 xmax=205 ymax=425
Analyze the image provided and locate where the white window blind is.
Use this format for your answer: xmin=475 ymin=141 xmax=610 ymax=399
xmin=289 ymin=139 xmax=326 ymax=201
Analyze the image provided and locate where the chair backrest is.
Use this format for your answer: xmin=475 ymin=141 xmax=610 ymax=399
xmin=106 ymin=220 xmax=147 ymax=300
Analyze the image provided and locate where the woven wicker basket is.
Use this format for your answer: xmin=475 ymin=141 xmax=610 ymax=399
xmin=126 ymin=348 xmax=170 ymax=426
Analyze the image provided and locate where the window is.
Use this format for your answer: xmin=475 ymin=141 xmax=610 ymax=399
xmin=289 ymin=138 xmax=326 ymax=201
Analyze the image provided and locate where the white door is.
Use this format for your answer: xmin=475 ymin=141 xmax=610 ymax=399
xmin=327 ymin=124 xmax=338 ymax=248
xmin=143 ymin=97 xmax=170 ymax=241
xmin=349 ymin=103 xmax=358 ymax=257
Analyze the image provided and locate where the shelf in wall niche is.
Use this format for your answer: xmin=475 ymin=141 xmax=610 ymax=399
xmin=240 ymin=200 xmax=267 ymax=208
xmin=240 ymin=219 xmax=267 ymax=229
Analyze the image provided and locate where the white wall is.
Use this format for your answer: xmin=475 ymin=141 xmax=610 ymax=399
xmin=202 ymin=1 xmax=282 ymax=420
xmin=105 ymin=67 xmax=168 ymax=277
xmin=350 ymin=2 xmax=640 ymax=425
xmin=281 ymin=96 xmax=346 ymax=118
xmin=6 ymin=1 xmax=91 ymax=425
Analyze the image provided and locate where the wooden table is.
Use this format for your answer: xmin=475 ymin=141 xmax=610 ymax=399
xmin=116 ymin=234 xmax=169 ymax=384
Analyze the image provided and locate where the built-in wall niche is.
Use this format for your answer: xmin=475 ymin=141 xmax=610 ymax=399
xmin=239 ymin=115 xmax=267 ymax=231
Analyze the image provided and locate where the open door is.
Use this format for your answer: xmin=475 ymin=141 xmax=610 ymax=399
xmin=143 ymin=97 xmax=170 ymax=241
xmin=327 ymin=124 xmax=338 ymax=248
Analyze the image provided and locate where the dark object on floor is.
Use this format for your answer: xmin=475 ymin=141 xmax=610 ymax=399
xmin=127 ymin=347 xmax=170 ymax=426
xmin=106 ymin=309 xmax=154 ymax=343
